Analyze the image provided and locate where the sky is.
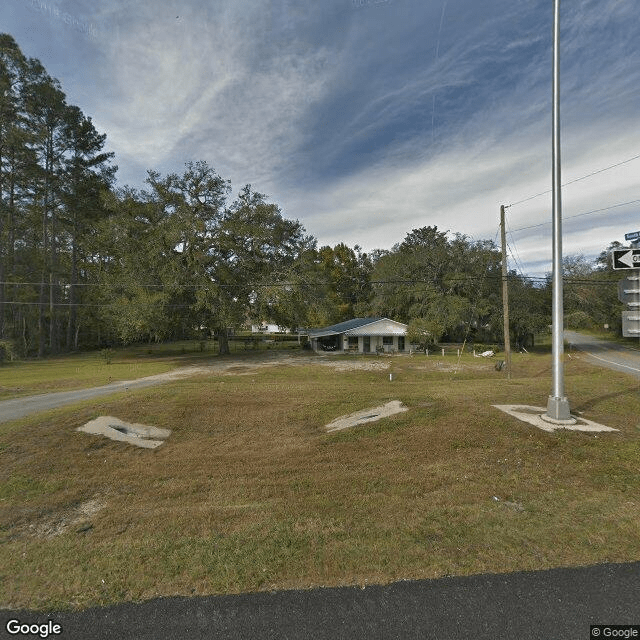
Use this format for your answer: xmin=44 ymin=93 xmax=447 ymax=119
xmin=3 ymin=0 xmax=640 ymax=276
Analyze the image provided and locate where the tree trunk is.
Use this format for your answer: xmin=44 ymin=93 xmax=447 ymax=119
xmin=0 ymin=249 xmax=4 ymax=340
xmin=22 ymin=314 xmax=27 ymax=355
xmin=38 ymin=179 xmax=49 ymax=358
xmin=66 ymin=232 xmax=78 ymax=350
xmin=49 ymin=270 xmax=58 ymax=354
xmin=0 ymin=126 xmax=4 ymax=339
xmin=6 ymin=148 xmax=16 ymax=343
xmin=38 ymin=276 xmax=46 ymax=357
xmin=48 ymin=140 xmax=58 ymax=354
xmin=218 ymin=330 xmax=230 ymax=355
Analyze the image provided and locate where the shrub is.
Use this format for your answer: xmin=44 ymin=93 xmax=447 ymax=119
xmin=407 ymin=318 xmax=443 ymax=348
xmin=565 ymin=311 xmax=594 ymax=330
xmin=0 ymin=339 xmax=18 ymax=363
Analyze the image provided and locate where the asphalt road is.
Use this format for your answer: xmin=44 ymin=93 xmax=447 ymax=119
xmin=2 ymin=562 xmax=639 ymax=640
xmin=0 ymin=376 xmax=169 ymax=424
xmin=0 ymin=352 xmax=309 ymax=424
xmin=565 ymin=330 xmax=640 ymax=378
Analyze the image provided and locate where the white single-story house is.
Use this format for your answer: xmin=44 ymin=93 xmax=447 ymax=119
xmin=304 ymin=317 xmax=411 ymax=353
xmin=251 ymin=323 xmax=291 ymax=334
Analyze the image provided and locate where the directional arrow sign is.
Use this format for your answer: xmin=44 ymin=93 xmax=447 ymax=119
xmin=612 ymin=249 xmax=640 ymax=270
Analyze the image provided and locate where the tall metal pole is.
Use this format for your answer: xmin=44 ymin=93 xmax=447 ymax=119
xmin=546 ymin=0 xmax=572 ymax=421
xmin=500 ymin=205 xmax=512 ymax=379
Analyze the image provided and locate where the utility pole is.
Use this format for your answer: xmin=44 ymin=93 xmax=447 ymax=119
xmin=500 ymin=205 xmax=512 ymax=379
xmin=545 ymin=0 xmax=572 ymax=421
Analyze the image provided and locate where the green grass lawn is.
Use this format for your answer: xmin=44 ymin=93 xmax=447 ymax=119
xmin=0 ymin=352 xmax=174 ymax=400
xmin=0 ymin=338 xmax=301 ymax=399
xmin=1 ymin=349 xmax=639 ymax=611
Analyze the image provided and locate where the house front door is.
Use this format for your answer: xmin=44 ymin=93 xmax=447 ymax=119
xmin=363 ymin=337 xmax=370 ymax=353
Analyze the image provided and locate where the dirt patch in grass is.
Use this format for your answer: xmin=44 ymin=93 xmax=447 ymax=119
xmin=1 ymin=351 xmax=639 ymax=610
xmin=316 ymin=359 xmax=390 ymax=372
xmin=0 ymin=350 xmax=499 ymax=402
xmin=13 ymin=497 xmax=107 ymax=540
xmin=411 ymin=362 xmax=494 ymax=373
xmin=0 ymin=343 xmax=306 ymax=399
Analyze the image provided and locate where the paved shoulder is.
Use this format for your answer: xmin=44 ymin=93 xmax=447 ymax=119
xmin=0 ymin=353 xmax=316 ymax=424
xmin=2 ymin=562 xmax=639 ymax=640
xmin=565 ymin=331 xmax=640 ymax=377
xmin=0 ymin=373 xmax=180 ymax=425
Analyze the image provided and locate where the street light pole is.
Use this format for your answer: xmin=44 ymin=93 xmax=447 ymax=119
xmin=546 ymin=0 xmax=572 ymax=421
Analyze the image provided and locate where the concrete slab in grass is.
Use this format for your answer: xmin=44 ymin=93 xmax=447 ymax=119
xmin=493 ymin=405 xmax=618 ymax=433
xmin=325 ymin=400 xmax=408 ymax=433
xmin=77 ymin=416 xmax=171 ymax=448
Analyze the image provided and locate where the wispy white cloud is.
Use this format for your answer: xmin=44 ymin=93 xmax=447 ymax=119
xmin=6 ymin=0 xmax=638 ymax=276
xmin=285 ymin=111 xmax=640 ymax=276
xmin=89 ymin=1 xmax=339 ymax=191
xmin=277 ymin=0 xmax=640 ymax=274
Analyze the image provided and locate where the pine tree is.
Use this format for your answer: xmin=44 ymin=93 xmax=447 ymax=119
xmin=60 ymin=105 xmax=116 ymax=349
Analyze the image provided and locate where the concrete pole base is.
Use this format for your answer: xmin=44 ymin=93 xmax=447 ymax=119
xmin=544 ymin=396 xmax=576 ymax=424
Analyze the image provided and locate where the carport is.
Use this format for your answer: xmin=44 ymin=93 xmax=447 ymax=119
xmin=304 ymin=317 xmax=410 ymax=353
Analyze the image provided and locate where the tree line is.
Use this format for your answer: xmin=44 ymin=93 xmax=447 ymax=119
xmin=1 ymin=34 xmax=115 ymax=356
xmin=0 ymin=34 xmax=625 ymax=358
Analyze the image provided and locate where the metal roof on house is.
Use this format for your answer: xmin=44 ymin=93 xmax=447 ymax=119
xmin=306 ymin=317 xmax=407 ymax=338
xmin=305 ymin=317 xmax=382 ymax=337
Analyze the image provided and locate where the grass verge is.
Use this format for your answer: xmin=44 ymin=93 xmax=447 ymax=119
xmin=0 ymin=338 xmax=300 ymax=399
xmin=1 ymin=350 xmax=639 ymax=610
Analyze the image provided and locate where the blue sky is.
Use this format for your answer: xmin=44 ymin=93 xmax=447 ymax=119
xmin=3 ymin=0 xmax=639 ymax=275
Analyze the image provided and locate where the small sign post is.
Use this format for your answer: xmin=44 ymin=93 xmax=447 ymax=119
xmin=618 ymin=270 xmax=640 ymax=338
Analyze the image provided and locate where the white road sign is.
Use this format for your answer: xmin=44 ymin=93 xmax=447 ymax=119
xmin=612 ymin=249 xmax=640 ymax=270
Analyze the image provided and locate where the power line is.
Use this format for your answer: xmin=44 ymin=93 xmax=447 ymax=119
xmin=2 ymin=276 xmax=507 ymax=290
xmin=505 ymin=152 xmax=640 ymax=209
xmin=505 ymin=217 xmax=527 ymax=277
xmin=506 ymin=243 xmax=526 ymax=279
xmin=509 ymin=197 xmax=640 ymax=233
xmin=1 ymin=275 xmax=619 ymax=289
xmin=0 ymin=275 xmax=621 ymax=309
xmin=0 ymin=301 xmax=195 ymax=308
xmin=0 ymin=281 xmax=316 ymax=290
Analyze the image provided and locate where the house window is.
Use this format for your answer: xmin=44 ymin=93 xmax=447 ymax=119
xmin=348 ymin=336 xmax=359 ymax=351
xmin=382 ymin=336 xmax=394 ymax=345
